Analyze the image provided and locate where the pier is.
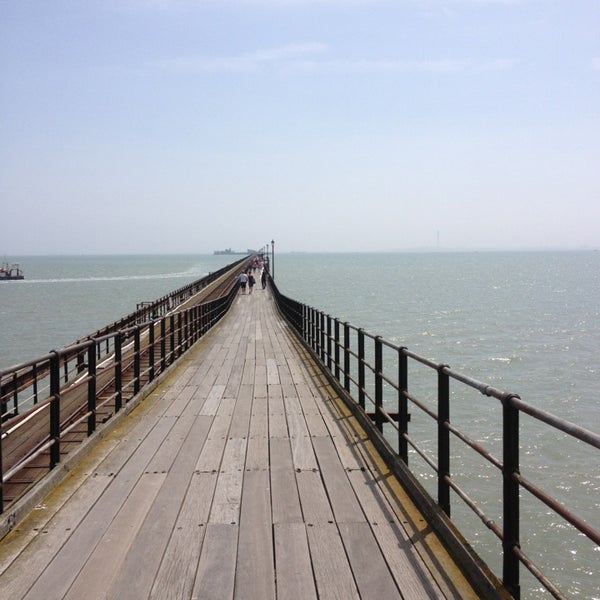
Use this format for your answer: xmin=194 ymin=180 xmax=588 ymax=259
xmin=1 ymin=257 xmax=598 ymax=599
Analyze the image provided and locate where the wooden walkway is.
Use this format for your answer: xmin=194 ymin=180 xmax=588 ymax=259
xmin=0 ymin=284 xmax=479 ymax=599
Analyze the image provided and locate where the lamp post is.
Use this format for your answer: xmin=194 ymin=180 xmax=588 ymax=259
xmin=271 ymin=239 xmax=275 ymax=280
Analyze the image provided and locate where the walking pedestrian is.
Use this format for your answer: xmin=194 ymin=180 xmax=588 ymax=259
xmin=238 ymin=272 xmax=248 ymax=294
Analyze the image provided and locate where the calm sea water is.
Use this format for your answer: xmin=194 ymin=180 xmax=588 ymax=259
xmin=1 ymin=251 xmax=598 ymax=598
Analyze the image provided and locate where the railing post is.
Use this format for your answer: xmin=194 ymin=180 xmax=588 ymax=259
xmin=0 ymin=377 xmax=4 ymax=511
xmin=177 ymin=313 xmax=183 ymax=357
xmin=303 ymin=304 xmax=308 ymax=341
xmin=438 ymin=365 xmax=451 ymax=517
xmin=183 ymin=310 xmax=189 ymax=352
xmin=134 ymin=327 xmax=141 ymax=396
xmin=319 ymin=312 xmax=326 ymax=362
xmin=503 ymin=393 xmax=521 ymax=599
xmin=374 ymin=336 xmax=383 ymax=432
xmin=87 ymin=340 xmax=97 ymax=436
xmin=169 ymin=315 xmax=175 ymax=364
xmin=115 ymin=333 xmax=122 ymax=412
xmin=343 ymin=322 xmax=350 ymax=393
xmin=310 ymin=308 xmax=319 ymax=354
xmin=326 ymin=315 xmax=332 ymax=371
xmin=334 ymin=318 xmax=340 ymax=380
xmin=148 ymin=321 xmax=155 ymax=382
xmin=49 ymin=351 xmax=61 ymax=469
xmin=398 ymin=347 xmax=408 ymax=464
xmin=160 ymin=318 xmax=166 ymax=372
xmin=358 ymin=328 xmax=365 ymax=409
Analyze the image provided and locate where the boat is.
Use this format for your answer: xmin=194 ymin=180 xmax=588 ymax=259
xmin=0 ymin=262 xmax=24 ymax=281
xmin=213 ymin=248 xmax=250 ymax=255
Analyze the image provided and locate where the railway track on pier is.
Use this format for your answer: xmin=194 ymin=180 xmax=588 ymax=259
xmin=1 ymin=257 xmax=257 ymax=512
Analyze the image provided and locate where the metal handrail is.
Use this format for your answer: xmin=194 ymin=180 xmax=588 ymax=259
xmin=270 ymin=277 xmax=599 ymax=600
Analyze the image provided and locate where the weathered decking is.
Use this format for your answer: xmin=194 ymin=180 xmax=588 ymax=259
xmin=0 ymin=284 xmax=479 ymax=599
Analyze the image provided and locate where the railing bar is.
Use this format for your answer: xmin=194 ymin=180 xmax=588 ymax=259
xmin=446 ymin=422 xmax=503 ymax=471
xmin=512 ymin=397 xmax=600 ymax=449
xmin=513 ymin=546 xmax=569 ymax=600
xmin=515 ymin=473 xmax=600 ymax=545
xmin=2 ymin=439 xmax=56 ymax=483
xmin=444 ymin=475 xmax=504 ymax=541
xmin=61 ymin=411 xmax=94 ymax=438
xmin=405 ymin=391 xmax=438 ymax=421
xmin=2 ymin=399 xmax=53 ymax=438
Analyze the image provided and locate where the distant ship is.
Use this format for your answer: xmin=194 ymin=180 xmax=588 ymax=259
xmin=213 ymin=248 xmax=255 ymax=255
xmin=0 ymin=262 xmax=24 ymax=281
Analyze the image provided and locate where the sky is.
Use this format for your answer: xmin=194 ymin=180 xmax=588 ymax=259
xmin=1 ymin=0 xmax=599 ymax=255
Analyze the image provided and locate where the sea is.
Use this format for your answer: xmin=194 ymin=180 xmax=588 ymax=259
xmin=1 ymin=251 xmax=598 ymax=599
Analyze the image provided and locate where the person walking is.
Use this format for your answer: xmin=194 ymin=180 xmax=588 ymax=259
xmin=261 ymin=269 xmax=267 ymax=290
xmin=248 ymin=273 xmax=256 ymax=294
xmin=238 ymin=271 xmax=248 ymax=294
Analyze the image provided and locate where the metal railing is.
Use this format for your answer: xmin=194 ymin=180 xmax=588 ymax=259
xmin=271 ymin=279 xmax=600 ymax=600
xmin=0 ymin=268 xmax=245 ymax=514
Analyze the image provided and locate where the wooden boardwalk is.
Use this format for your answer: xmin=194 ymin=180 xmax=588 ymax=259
xmin=0 ymin=284 xmax=479 ymax=599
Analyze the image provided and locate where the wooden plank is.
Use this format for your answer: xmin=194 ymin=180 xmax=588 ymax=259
xmin=209 ymin=437 xmax=247 ymax=524
xmin=149 ymin=472 xmax=218 ymax=600
xmin=274 ymin=523 xmax=318 ymax=600
xmin=104 ymin=414 xmax=213 ymax=600
xmin=286 ymin=408 xmax=318 ymax=471
xmin=337 ymin=521 xmax=402 ymax=600
xmin=18 ymin=413 xmax=177 ymax=599
xmin=347 ymin=469 xmax=445 ymax=600
xmin=312 ymin=436 xmax=364 ymax=523
xmin=266 ymin=358 xmax=280 ymax=384
xmin=228 ymin=384 xmax=253 ymax=440
xmin=64 ymin=472 xmax=167 ymax=599
xmin=303 ymin=410 xmax=330 ymax=437
xmin=0 ymin=474 xmax=113 ymax=598
xmin=270 ymin=438 xmax=303 ymax=524
xmin=199 ymin=383 xmax=226 ymax=416
xmin=296 ymin=470 xmax=334 ymax=525
xmin=306 ymin=522 xmax=360 ymax=600
xmin=194 ymin=397 xmax=236 ymax=473
xmin=235 ymin=470 xmax=275 ymax=600
xmin=254 ymin=364 xmax=267 ymax=397
xmin=192 ymin=523 xmax=238 ymax=600
xmin=268 ymin=384 xmax=288 ymax=438
xmin=145 ymin=414 xmax=192 ymax=474
xmin=245 ymin=395 xmax=269 ymax=471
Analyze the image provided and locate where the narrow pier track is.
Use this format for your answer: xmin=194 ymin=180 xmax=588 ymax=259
xmin=0 ymin=284 xmax=479 ymax=599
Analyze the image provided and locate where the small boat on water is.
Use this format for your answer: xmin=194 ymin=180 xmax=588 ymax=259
xmin=0 ymin=262 xmax=24 ymax=280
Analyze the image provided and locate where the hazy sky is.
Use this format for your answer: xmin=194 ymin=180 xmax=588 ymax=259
xmin=1 ymin=0 xmax=599 ymax=254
